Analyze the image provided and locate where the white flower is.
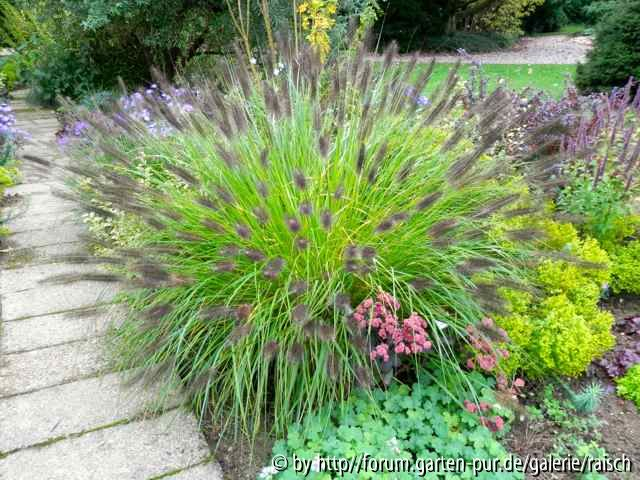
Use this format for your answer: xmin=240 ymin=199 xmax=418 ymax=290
xmin=273 ymin=68 xmax=280 ymax=76
xmin=311 ymin=455 xmax=321 ymax=472
xmin=435 ymin=320 xmax=448 ymax=330
xmin=387 ymin=436 xmax=401 ymax=454
xmin=258 ymin=465 xmax=278 ymax=479
xmin=250 ymin=57 xmax=257 ymax=65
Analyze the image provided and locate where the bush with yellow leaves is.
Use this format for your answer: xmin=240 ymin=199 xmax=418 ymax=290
xmin=497 ymin=220 xmax=614 ymax=377
xmin=297 ymin=0 xmax=337 ymax=61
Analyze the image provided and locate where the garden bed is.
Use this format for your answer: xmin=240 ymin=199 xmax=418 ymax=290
xmin=506 ymin=296 xmax=640 ymax=480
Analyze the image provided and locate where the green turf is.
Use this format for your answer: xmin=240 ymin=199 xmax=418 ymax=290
xmin=559 ymin=23 xmax=590 ymax=35
xmin=532 ymin=23 xmax=590 ymax=36
xmin=420 ymin=63 xmax=576 ymax=99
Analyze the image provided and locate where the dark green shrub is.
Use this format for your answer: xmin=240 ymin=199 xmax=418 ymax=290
xmin=377 ymin=0 xmax=542 ymax=51
xmin=26 ymin=40 xmax=97 ymax=106
xmin=583 ymin=1 xmax=618 ymax=24
xmin=575 ymin=0 xmax=640 ymax=93
xmin=524 ymin=0 xmax=596 ymax=33
xmin=427 ymin=32 xmax=516 ymax=53
xmin=564 ymin=0 xmax=596 ymax=23
xmin=9 ymin=0 xmax=236 ymax=103
xmin=523 ymin=0 xmax=569 ymax=33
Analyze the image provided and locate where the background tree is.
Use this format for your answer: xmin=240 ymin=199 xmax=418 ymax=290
xmin=576 ymin=0 xmax=640 ymax=93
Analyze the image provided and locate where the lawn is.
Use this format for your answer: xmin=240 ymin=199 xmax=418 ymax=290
xmin=422 ymin=63 xmax=577 ymax=99
xmin=532 ymin=23 xmax=591 ymax=36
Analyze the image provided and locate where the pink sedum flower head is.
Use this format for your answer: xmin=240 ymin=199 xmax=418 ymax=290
xmin=370 ymin=343 xmax=390 ymax=362
xmin=353 ymin=292 xmax=432 ymax=364
xmin=477 ymin=354 xmax=497 ymax=371
xmin=377 ymin=291 xmax=400 ymax=311
xmin=464 ymin=400 xmax=478 ymax=413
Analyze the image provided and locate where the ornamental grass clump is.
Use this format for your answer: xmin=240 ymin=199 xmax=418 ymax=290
xmin=37 ymin=42 xmax=545 ymax=439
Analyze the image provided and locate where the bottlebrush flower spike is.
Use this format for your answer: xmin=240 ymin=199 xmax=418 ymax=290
xmin=39 ymin=37 xmax=549 ymax=443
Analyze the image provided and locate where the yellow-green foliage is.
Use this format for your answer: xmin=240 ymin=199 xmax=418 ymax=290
xmin=609 ymin=240 xmax=640 ymax=295
xmin=477 ymin=0 xmax=545 ymax=35
xmin=607 ymin=215 xmax=640 ymax=247
xmin=616 ymin=364 xmax=640 ymax=410
xmin=497 ymin=221 xmax=614 ymax=377
xmin=297 ymin=0 xmax=337 ymax=61
xmin=0 ymin=165 xmax=17 ymax=192
xmin=540 ymin=218 xmax=579 ymax=250
xmin=533 ymin=294 xmax=614 ymax=376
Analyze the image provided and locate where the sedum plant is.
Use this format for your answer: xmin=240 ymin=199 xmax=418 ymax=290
xmin=45 ymin=43 xmax=543 ymax=440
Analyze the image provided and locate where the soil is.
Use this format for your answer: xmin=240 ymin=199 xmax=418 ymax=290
xmin=203 ymin=418 xmax=274 ymax=480
xmin=205 ymin=297 xmax=640 ymax=479
xmin=506 ymin=296 xmax=640 ymax=480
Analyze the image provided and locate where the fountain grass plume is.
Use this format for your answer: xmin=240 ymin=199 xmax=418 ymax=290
xmin=41 ymin=43 xmax=545 ymax=441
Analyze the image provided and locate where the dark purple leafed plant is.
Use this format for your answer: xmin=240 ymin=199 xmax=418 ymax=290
xmin=599 ymin=316 xmax=640 ymax=377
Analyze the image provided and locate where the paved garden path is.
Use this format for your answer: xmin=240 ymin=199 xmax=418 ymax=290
xmin=0 ymin=92 xmax=222 ymax=480
xmin=393 ymin=34 xmax=592 ymax=64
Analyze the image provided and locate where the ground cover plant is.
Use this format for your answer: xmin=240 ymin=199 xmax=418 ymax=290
xmin=599 ymin=315 xmax=640 ymax=378
xmin=616 ymin=364 xmax=640 ymax=409
xmin=38 ymin=38 xmax=568 ymax=443
xmin=264 ymin=373 xmax=522 ymax=479
xmin=512 ymin=384 xmax=611 ymax=480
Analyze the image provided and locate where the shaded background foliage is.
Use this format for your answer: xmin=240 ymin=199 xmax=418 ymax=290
xmin=3 ymin=0 xmax=237 ymax=103
xmin=1 ymin=0 xmax=636 ymax=102
xmin=575 ymin=0 xmax=640 ymax=93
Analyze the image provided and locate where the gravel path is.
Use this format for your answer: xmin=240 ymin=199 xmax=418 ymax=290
xmin=0 ymin=91 xmax=222 ymax=480
xmin=391 ymin=34 xmax=592 ymax=64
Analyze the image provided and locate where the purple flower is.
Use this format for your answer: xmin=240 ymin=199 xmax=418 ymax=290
xmin=416 ymin=95 xmax=430 ymax=107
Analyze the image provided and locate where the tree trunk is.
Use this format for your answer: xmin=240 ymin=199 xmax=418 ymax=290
xmin=445 ymin=14 xmax=457 ymax=34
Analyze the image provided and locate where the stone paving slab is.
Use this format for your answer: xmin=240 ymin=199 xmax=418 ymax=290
xmin=2 ymin=282 xmax=118 ymax=320
xmin=0 ymin=370 xmax=182 ymax=453
xmin=1 ymin=307 xmax=113 ymax=353
xmin=19 ymin=165 xmax=69 ymax=181
xmin=2 ymin=242 xmax=86 ymax=269
xmin=4 ymin=210 xmax=77 ymax=233
xmin=1 ymin=92 xmax=220 ymax=480
xmin=0 ymin=339 xmax=108 ymax=397
xmin=0 ymin=410 xmax=213 ymax=480
xmin=7 ymin=223 xmax=85 ymax=249
xmin=0 ymin=260 xmax=102 ymax=294
xmin=5 ymin=182 xmax=54 ymax=196
xmin=164 ymin=462 xmax=224 ymax=479
xmin=5 ymin=200 xmax=78 ymax=219
xmin=6 ymin=180 xmax=65 ymax=196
